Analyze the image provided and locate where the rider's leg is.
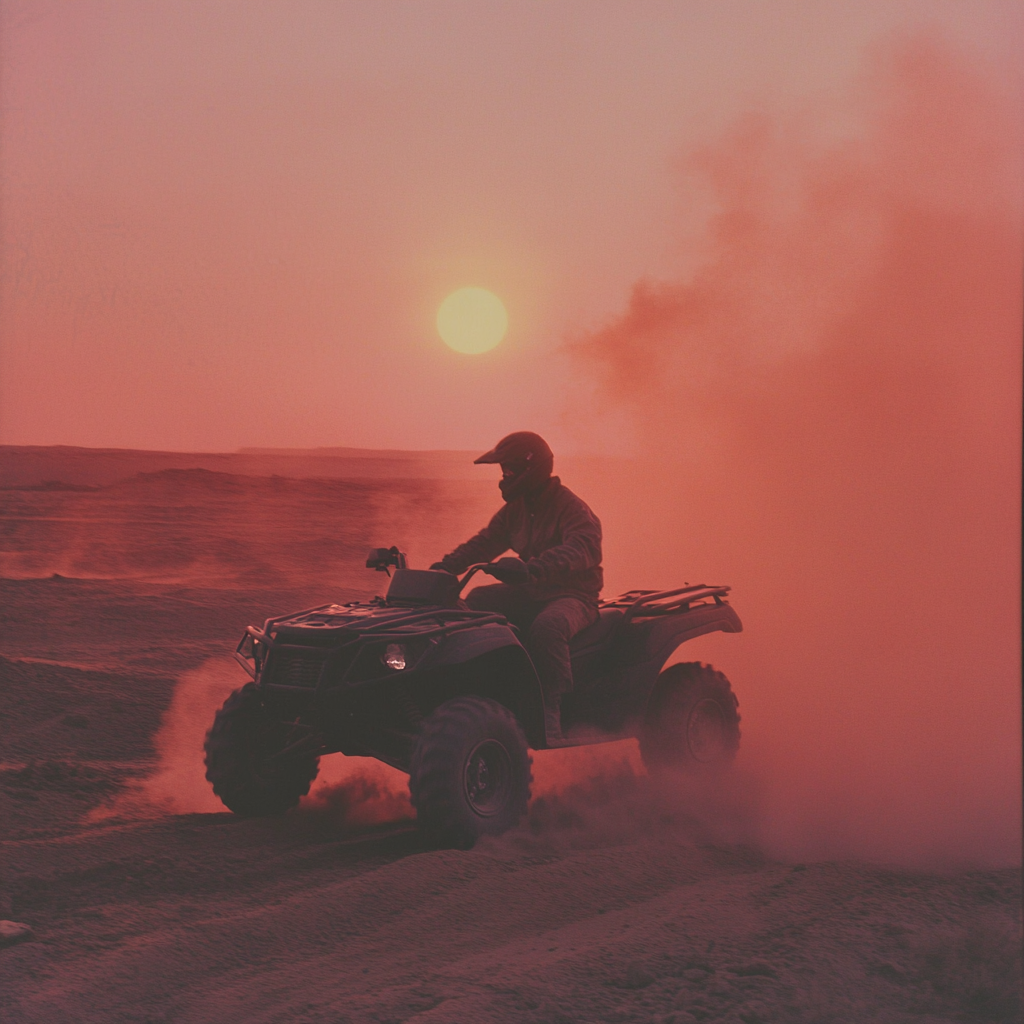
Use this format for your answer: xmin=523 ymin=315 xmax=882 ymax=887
xmin=463 ymin=583 xmax=539 ymax=631
xmin=527 ymin=597 xmax=598 ymax=740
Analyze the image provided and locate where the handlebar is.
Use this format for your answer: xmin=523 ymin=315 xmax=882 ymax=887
xmin=457 ymin=563 xmax=493 ymax=595
xmin=366 ymin=546 xmax=501 ymax=594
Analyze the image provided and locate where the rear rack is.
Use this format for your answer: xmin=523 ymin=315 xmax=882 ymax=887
xmin=601 ymin=584 xmax=731 ymax=622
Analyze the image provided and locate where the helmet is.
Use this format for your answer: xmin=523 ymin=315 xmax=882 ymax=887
xmin=475 ymin=431 xmax=554 ymax=502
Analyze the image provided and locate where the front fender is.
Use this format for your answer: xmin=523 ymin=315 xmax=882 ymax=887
xmin=424 ymin=622 xmax=526 ymax=668
xmin=421 ymin=626 xmax=547 ymax=749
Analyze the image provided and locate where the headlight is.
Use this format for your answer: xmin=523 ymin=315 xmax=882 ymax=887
xmin=382 ymin=643 xmax=407 ymax=671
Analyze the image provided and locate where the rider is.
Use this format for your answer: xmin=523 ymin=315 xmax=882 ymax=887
xmin=431 ymin=432 xmax=603 ymax=742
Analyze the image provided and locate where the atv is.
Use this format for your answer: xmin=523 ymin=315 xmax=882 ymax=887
xmin=205 ymin=547 xmax=743 ymax=847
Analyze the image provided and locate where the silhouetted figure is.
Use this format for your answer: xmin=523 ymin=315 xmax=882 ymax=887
xmin=432 ymin=432 xmax=602 ymax=741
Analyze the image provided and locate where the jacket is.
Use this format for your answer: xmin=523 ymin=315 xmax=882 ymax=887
xmin=439 ymin=477 xmax=603 ymax=603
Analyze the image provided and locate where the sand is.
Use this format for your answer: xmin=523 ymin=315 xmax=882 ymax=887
xmin=0 ymin=449 xmax=1020 ymax=1023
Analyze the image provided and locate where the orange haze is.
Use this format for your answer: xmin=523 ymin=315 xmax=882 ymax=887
xmin=2 ymin=3 xmax=1020 ymax=452
xmin=565 ymin=35 xmax=1022 ymax=868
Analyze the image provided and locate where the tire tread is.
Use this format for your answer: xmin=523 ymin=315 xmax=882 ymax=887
xmin=410 ymin=696 xmax=532 ymax=848
xmin=204 ymin=683 xmax=320 ymax=816
xmin=639 ymin=662 xmax=741 ymax=773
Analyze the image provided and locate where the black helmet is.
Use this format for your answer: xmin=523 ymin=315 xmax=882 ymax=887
xmin=475 ymin=431 xmax=554 ymax=502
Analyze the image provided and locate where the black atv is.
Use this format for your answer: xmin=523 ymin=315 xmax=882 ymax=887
xmin=205 ymin=547 xmax=743 ymax=847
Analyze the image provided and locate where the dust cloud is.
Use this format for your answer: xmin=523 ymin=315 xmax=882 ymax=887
xmin=564 ymin=34 xmax=1022 ymax=868
xmin=89 ymin=659 xmax=240 ymax=820
xmin=91 ymin=658 xmax=413 ymax=828
xmin=303 ymin=752 xmax=414 ymax=827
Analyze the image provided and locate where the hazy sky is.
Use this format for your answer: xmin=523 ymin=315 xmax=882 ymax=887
xmin=1 ymin=0 xmax=1020 ymax=452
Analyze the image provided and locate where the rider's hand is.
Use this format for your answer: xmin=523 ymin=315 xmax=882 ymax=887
xmin=483 ymin=556 xmax=531 ymax=585
xmin=429 ymin=562 xmax=451 ymax=573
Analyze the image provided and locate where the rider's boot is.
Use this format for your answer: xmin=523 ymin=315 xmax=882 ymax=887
xmin=544 ymin=697 xmax=573 ymax=747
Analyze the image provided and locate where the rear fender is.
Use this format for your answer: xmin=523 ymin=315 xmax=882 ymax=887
xmin=614 ymin=604 xmax=742 ymax=729
xmin=638 ymin=603 xmax=742 ymax=671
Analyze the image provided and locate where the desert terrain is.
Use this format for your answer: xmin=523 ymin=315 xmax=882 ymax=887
xmin=0 ymin=447 xmax=1020 ymax=1024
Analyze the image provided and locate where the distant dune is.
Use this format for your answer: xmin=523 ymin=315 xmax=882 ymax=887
xmin=0 ymin=464 xmax=494 ymax=585
xmin=237 ymin=446 xmax=481 ymax=460
xmin=0 ymin=445 xmax=486 ymax=489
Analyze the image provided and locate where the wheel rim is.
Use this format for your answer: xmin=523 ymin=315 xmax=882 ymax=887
xmin=463 ymin=739 xmax=513 ymax=817
xmin=687 ymin=698 xmax=727 ymax=763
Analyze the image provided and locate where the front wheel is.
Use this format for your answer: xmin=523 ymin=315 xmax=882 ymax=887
xmin=640 ymin=663 xmax=740 ymax=774
xmin=409 ymin=696 xmax=532 ymax=849
xmin=204 ymin=683 xmax=320 ymax=816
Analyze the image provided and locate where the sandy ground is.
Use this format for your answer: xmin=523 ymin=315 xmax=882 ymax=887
xmin=0 ymin=457 xmax=1020 ymax=1023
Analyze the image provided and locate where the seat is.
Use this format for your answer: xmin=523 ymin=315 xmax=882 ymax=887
xmin=569 ymin=607 xmax=624 ymax=655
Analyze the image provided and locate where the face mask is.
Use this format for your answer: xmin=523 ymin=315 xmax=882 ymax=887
xmin=498 ymin=458 xmax=551 ymax=502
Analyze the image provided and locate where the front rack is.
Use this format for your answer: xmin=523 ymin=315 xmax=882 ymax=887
xmin=233 ymin=605 xmax=509 ymax=679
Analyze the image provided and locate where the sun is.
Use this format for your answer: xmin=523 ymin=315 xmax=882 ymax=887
xmin=436 ymin=287 xmax=508 ymax=354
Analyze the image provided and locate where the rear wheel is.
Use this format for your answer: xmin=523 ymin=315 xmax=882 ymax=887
xmin=409 ymin=696 xmax=532 ymax=848
xmin=640 ymin=663 xmax=740 ymax=774
xmin=204 ymin=683 xmax=320 ymax=816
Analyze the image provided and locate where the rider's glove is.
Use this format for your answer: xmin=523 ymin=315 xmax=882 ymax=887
xmin=483 ymin=556 xmax=531 ymax=585
xmin=429 ymin=562 xmax=451 ymax=573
